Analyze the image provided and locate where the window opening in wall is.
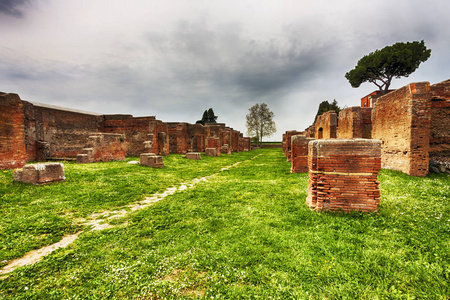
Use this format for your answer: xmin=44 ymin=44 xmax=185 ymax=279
xmin=318 ymin=127 xmax=323 ymax=139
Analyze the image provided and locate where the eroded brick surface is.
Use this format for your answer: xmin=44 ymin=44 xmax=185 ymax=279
xmin=0 ymin=93 xmax=26 ymax=170
xmin=315 ymin=111 xmax=337 ymax=139
xmin=307 ymin=139 xmax=381 ymax=212
xmin=290 ymin=135 xmax=314 ymax=173
xmin=76 ymin=133 xmax=126 ymax=163
xmin=338 ymin=107 xmax=372 ymax=139
xmin=372 ymin=82 xmax=431 ymax=177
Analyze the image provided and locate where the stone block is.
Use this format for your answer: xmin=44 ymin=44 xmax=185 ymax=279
xmin=76 ymin=154 xmax=89 ymax=164
xmin=76 ymin=148 xmax=94 ymax=164
xmin=13 ymin=163 xmax=65 ymax=185
xmin=140 ymin=153 xmax=164 ymax=168
xmin=186 ymin=152 xmax=201 ymax=160
xmin=205 ymin=148 xmax=218 ymax=157
xmin=220 ymin=144 xmax=229 ymax=155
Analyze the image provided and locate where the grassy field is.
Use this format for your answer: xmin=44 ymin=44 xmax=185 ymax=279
xmin=0 ymin=148 xmax=449 ymax=299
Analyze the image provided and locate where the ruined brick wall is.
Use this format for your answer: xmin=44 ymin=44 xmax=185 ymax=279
xmin=304 ymin=125 xmax=315 ymax=138
xmin=0 ymin=93 xmax=26 ymax=169
xmin=307 ymin=139 xmax=381 ymax=212
xmin=176 ymin=123 xmax=188 ymax=154
xmin=221 ymin=127 xmax=232 ymax=154
xmin=338 ymin=107 xmax=372 ymax=139
xmin=23 ymin=101 xmax=102 ymax=160
xmin=372 ymin=82 xmax=431 ymax=177
xmin=101 ymin=115 xmax=155 ymax=156
xmin=149 ymin=119 xmax=169 ymax=156
xmin=243 ymin=137 xmax=251 ymax=151
xmin=187 ymin=124 xmax=206 ymax=152
xmin=429 ymin=79 xmax=450 ymax=163
xmin=315 ymin=111 xmax=337 ymax=139
xmin=290 ymin=135 xmax=314 ymax=173
xmin=87 ymin=133 xmax=126 ymax=162
xmin=231 ymin=130 xmax=240 ymax=153
xmin=167 ymin=123 xmax=179 ymax=154
xmin=207 ymin=137 xmax=221 ymax=155
xmin=282 ymin=130 xmax=302 ymax=160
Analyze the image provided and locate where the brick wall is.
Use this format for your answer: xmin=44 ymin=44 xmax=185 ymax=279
xmin=0 ymin=93 xmax=26 ymax=169
xmin=429 ymin=79 xmax=450 ymax=163
xmin=101 ymin=115 xmax=155 ymax=156
xmin=290 ymin=135 xmax=314 ymax=173
xmin=23 ymin=101 xmax=102 ymax=160
xmin=231 ymin=130 xmax=240 ymax=153
xmin=282 ymin=130 xmax=302 ymax=160
xmin=307 ymin=139 xmax=381 ymax=212
xmin=338 ymin=107 xmax=372 ymax=139
xmin=372 ymin=82 xmax=431 ymax=177
xmin=315 ymin=111 xmax=337 ymax=139
xmin=87 ymin=133 xmax=126 ymax=162
xmin=149 ymin=119 xmax=169 ymax=156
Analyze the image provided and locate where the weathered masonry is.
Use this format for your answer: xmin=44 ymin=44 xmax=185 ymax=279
xmin=283 ymin=78 xmax=450 ymax=176
xmin=0 ymin=93 xmax=26 ymax=169
xmin=315 ymin=111 xmax=337 ymax=139
xmin=290 ymin=135 xmax=314 ymax=173
xmin=307 ymin=139 xmax=381 ymax=212
xmin=0 ymin=93 xmax=251 ymax=169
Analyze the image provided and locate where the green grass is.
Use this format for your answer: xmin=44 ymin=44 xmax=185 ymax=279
xmin=0 ymin=149 xmax=449 ymax=299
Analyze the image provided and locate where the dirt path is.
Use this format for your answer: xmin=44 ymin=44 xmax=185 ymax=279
xmin=0 ymin=155 xmax=260 ymax=276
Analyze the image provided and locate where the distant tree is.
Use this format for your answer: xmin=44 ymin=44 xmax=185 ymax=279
xmin=314 ymin=100 xmax=341 ymax=122
xmin=246 ymin=103 xmax=276 ymax=146
xmin=206 ymin=108 xmax=218 ymax=123
xmin=196 ymin=108 xmax=218 ymax=125
xmin=345 ymin=40 xmax=431 ymax=93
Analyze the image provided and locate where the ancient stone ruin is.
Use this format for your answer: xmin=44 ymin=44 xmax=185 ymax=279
xmin=0 ymin=94 xmax=251 ymax=170
xmin=290 ymin=135 xmax=314 ymax=173
xmin=13 ymin=163 xmax=65 ymax=185
xmin=307 ymin=139 xmax=381 ymax=212
xmin=76 ymin=133 xmax=126 ymax=164
xmin=282 ymin=130 xmax=302 ymax=162
xmin=284 ymin=78 xmax=450 ymax=177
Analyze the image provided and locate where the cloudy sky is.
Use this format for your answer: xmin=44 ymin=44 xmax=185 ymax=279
xmin=1 ymin=0 xmax=449 ymax=140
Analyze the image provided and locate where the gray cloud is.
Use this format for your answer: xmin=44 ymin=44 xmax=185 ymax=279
xmin=1 ymin=0 xmax=449 ymax=138
xmin=0 ymin=0 xmax=32 ymax=18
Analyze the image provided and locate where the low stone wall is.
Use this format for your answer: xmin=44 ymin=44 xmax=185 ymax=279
xmin=307 ymin=139 xmax=381 ymax=212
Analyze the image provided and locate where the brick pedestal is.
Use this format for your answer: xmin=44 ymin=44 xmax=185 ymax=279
xmin=307 ymin=139 xmax=381 ymax=212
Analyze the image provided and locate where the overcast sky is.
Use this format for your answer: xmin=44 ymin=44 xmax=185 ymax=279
xmin=1 ymin=0 xmax=449 ymax=140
